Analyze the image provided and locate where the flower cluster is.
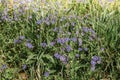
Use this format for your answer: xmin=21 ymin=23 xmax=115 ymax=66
xmin=91 ymin=56 xmax=101 ymax=71
xmin=0 ymin=64 xmax=7 ymax=72
xmin=44 ymin=71 xmax=49 ymax=77
xmin=54 ymin=53 xmax=68 ymax=64
xmin=14 ymin=36 xmax=25 ymax=44
xmin=14 ymin=36 xmax=34 ymax=49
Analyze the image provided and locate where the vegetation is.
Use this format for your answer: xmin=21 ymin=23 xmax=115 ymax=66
xmin=0 ymin=0 xmax=120 ymax=80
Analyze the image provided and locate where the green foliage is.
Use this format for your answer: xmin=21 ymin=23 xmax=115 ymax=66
xmin=0 ymin=0 xmax=120 ymax=80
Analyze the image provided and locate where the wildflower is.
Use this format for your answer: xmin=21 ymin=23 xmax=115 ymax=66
xmin=19 ymin=36 xmax=25 ymax=40
xmin=60 ymin=55 xmax=66 ymax=62
xmin=65 ymin=38 xmax=70 ymax=42
xmin=44 ymin=72 xmax=49 ymax=77
xmin=36 ymin=20 xmax=41 ymax=25
xmin=60 ymin=55 xmax=68 ymax=64
xmin=66 ymin=45 xmax=72 ymax=52
xmin=100 ymin=47 xmax=104 ymax=51
xmin=71 ymin=37 xmax=77 ymax=42
xmin=54 ymin=53 xmax=61 ymax=59
xmin=82 ymin=27 xmax=89 ymax=33
xmin=91 ymin=65 xmax=95 ymax=71
xmin=84 ymin=47 xmax=88 ymax=51
xmin=57 ymin=38 xmax=65 ymax=44
xmin=75 ymin=54 xmax=80 ymax=58
xmin=97 ymin=57 xmax=101 ymax=64
xmin=40 ymin=42 xmax=47 ymax=48
xmin=14 ymin=39 xmax=22 ymax=44
xmin=92 ymin=56 xmax=101 ymax=64
xmin=51 ymin=19 xmax=56 ymax=24
xmin=22 ymin=64 xmax=27 ymax=70
xmin=91 ymin=60 xmax=97 ymax=66
xmin=62 ymin=48 xmax=65 ymax=51
xmin=25 ymin=42 xmax=34 ymax=49
xmin=91 ymin=56 xmax=101 ymax=71
xmin=50 ymin=42 xmax=55 ymax=46
xmin=92 ymin=56 xmax=99 ymax=61
xmin=78 ymin=48 xmax=83 ymax=51
xmin=1 ymin=64 xmax=7 ymax=70
xmin=76 ymin=31 xmax=79 ymax=35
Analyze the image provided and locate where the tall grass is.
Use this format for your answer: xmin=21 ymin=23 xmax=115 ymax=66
xmin=0 ymin=0 xmax=120 ymax=80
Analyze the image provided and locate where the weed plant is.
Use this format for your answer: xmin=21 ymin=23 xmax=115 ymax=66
xmin=0 ymin=0 xmax=120 ymax=80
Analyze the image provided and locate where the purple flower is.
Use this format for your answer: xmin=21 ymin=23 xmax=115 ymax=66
xmin=82 ymin=27 xmax=89 ymax=33
xmin=50 ymin=42 xmax=55 ymax=46
xmin=40 ymin=42 xmax=47 ymax=48
xmin=64 ymin=38 xmax=70 ymax=42
xmin=36 ymin=20 xmax=41 ymax=25
xmin=100 ymin=47 xmax=104 ymax=51
xmin=54 ymin=53 xmax=61 ymax=59
xmin=51 ymin=19 xmax=56 ymax=24
xmin=57 ymin=38 xmax=65 ymax=44
xmin=92 ymin=56 xmax=101 ymax=64
xmin=25 ymin=42 xmax=34 ymax=49
xmin=44 ymin=72 xmax=49 ymax=77
xmin=91 ymin=65 xmax=95 ymax=71
xmin=84 ymin=48 xmax=88 ymax=51
xmin=57 ymin=38 xmax=62 ymax=44
xmin=1 ymin=64 xmax=7 ymax=70
xmin=14 ymin=39 xmax=22 ymax=44
xmin=76 ymin=31 xmax=79 ymax=35
xmin=97 ymin=57 xmax=101 ymax=64
xmin=78 ymin=48 xmax=83 ymax=51
xmin=90 ymin=56 xmax=101 ymax=71
xmin=92 ymin=56 xmax=99 ymax=61
xmin=71 ymin=37 xmax=77 ymax=42
xmin=60 ymin=55 xmax=68 ymax=64
xmin=66 ymin=45 xmax=72 ymax=52
xmin=75 ymin=54 xmax=80 ymax=58
xmin=91 ymin=60 xmax=96 ymax=66
xmin=60 ymin=55 xmax=66 ymax=62
xmin=62 ymin=48 xmax=65 ymax=51
xmin=19 ymin=36 xmax=25 ymax=40
xmin=22 ymin=64 xmax=27 ymax=70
